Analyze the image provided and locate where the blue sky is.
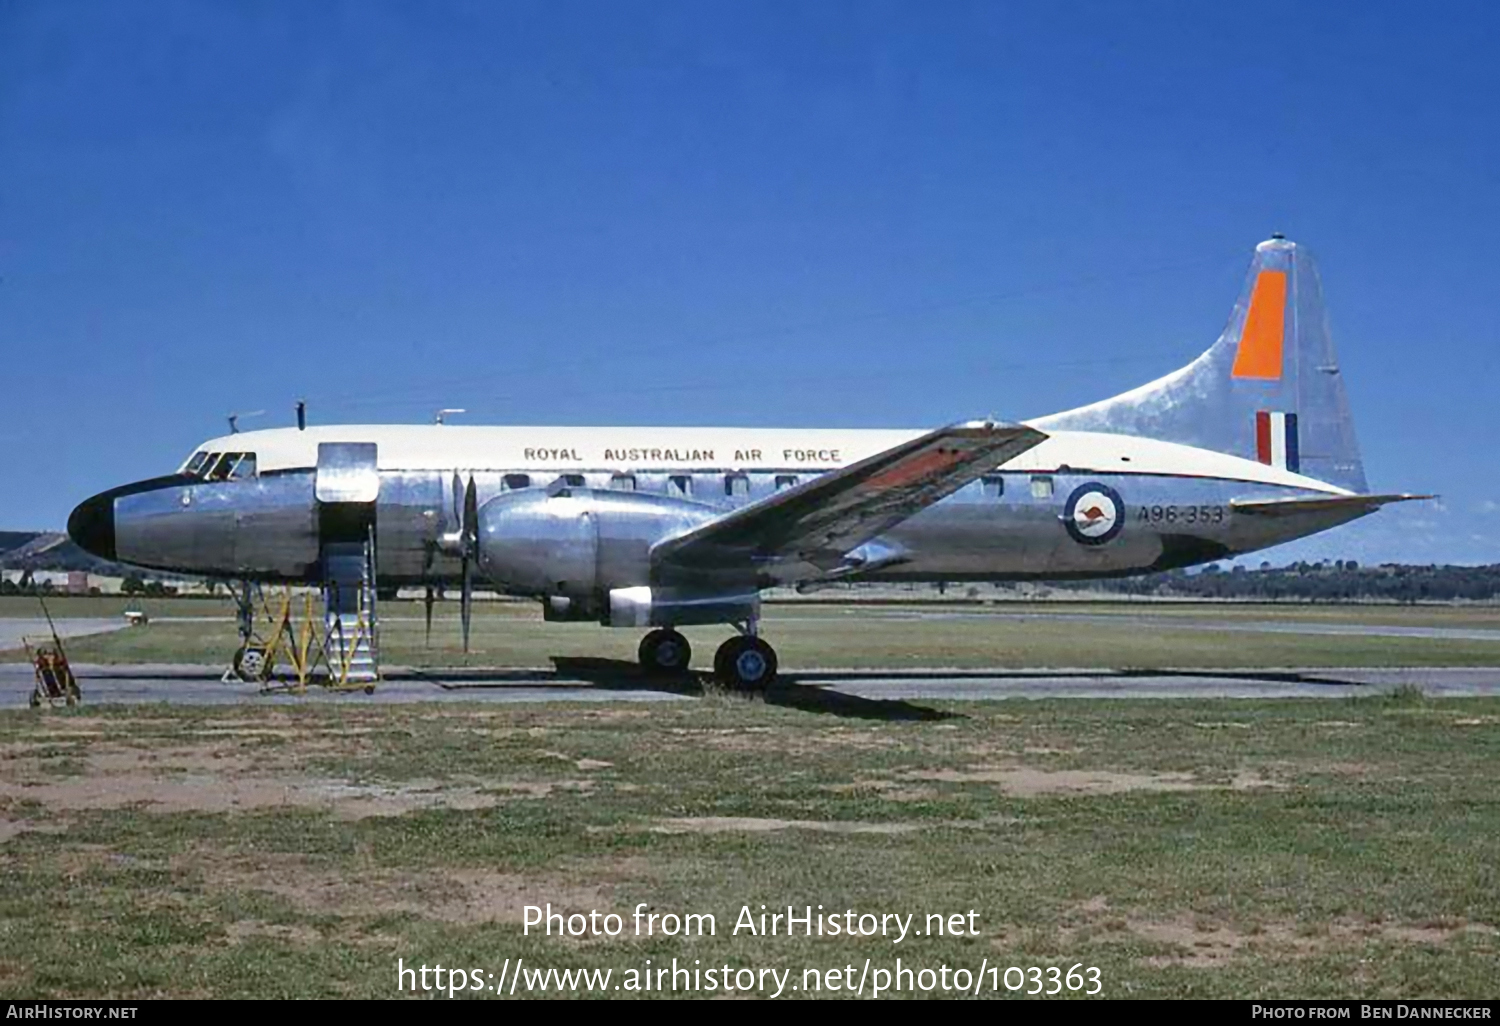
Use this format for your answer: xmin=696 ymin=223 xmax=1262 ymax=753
xmin=2 ymin=1 xmax=1496 ymax=563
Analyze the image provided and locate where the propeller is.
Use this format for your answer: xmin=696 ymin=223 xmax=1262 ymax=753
xmin=435 ymin=472 xmax=480 ymax=653
xmin=460 ymin=473 xmax=477 ymax=653
xmin=420 ymin=553 xmax=437 ymax=647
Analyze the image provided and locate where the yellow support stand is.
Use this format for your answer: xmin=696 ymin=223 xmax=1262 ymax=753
xmin=228 ymin=583 xmax=377 ymax=694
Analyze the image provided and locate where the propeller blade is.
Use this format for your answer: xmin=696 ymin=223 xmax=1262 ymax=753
xmin=451 ymin=472 xmax=463 ymax=532
xmin=424 ymin=584 xmax=435 ymax=647
xmin=463 ymin=475 xmax=478 ymax=549
xmin=460 ymin=556 xmax=473 ymax=654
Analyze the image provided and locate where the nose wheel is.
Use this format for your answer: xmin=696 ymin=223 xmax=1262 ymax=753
xmin=638 ymin=629 xmax=692 ymax=675
xmin=232 ymin=644 xmax=270 ymax=683
xmin=714 ymin=636 xmax=778 ymax=691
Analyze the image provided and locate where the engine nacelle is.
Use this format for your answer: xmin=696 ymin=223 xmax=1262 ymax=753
xmin=476 ymin=488 xmax=720 ymax=599
xmin=607 ymin=586 xmax=759 ymax=628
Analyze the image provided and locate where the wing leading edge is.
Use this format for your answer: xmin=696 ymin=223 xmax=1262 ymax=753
xmin=652 ymin=420 xmax=1047 ymax=583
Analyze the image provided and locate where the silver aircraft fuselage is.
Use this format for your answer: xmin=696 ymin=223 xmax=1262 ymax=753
xmin=68 ymin=423 xmax=1372 ymax=598
xmin=66 ymin=236 xmax=1420 ymax=672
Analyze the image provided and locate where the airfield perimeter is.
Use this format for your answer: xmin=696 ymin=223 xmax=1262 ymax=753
xmin=1 ymin=596 xmax=1498 ymax=999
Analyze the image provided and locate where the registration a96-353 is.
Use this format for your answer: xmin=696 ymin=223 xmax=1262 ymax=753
xmin=1137 ymin=504 xmax=1226 ymax=525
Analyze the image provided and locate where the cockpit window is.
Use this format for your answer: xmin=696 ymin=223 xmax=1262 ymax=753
xmin=192 ymin=452 xmax=257 ymax=481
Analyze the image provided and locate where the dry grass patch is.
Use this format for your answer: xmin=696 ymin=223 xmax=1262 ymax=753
xmin=900 ymin=764 xmax=1285 ymax=796
xmin=1056 ymin=898 xmax=1499 ymax=969
xmin=180 ymin=846 xmax=623 ymax=928
xmin=0 ymin=736 xmax=596 ymax=817
xmin=652 ymin=817 xmax=918 ymax=835
xmin=818 ymin=779 xmax=941 ymax=802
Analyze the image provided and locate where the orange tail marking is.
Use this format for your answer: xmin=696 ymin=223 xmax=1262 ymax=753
xmin=1231 ymin=270 xmax=1287 ymax=380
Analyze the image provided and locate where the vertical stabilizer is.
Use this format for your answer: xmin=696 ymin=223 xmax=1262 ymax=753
xmin=1033 ymin=238 xmax=1369 ymax=493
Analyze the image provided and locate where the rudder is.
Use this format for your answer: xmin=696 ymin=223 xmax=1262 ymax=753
xmin=1033 ymin=237 xmax=1368 ymax=493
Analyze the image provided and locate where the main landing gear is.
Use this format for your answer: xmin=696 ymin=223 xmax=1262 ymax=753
xmin=714 ymin=635 xmax=778 ymax=691
xmin=635 ymin=625 xmax=780 ymax=690
xmin=638 ymin=628 xmax=692 ymax=675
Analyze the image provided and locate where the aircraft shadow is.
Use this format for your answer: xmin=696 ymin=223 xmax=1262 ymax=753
xmin=547 ymin=657 xmax=705 ymax=695
xmin=413 ymin=658 xmax=960 ymax=720
xmin=403 ymin=658 xmax=704 ymax=695
xmin=782 ymin=668 xmax=1374 ymax=688
xmin=59 ymin=663 xmax=1370 ymax=701
xmin=553 ymin=658 xmax=961 ymax=721
xmin=761 ymin=682 xmax=962 ymax=721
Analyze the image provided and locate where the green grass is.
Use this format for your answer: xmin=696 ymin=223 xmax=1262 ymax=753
xmin=7 ymin=597 xmax=1499 ymax=668
xmin=1 ymin=695 xmax=1498 ymax=998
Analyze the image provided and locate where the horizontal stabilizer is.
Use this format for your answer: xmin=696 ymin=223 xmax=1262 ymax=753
xmin=654 ymin=420 xmax=1046 ymax=580
xmin=1231 ymin=493 xmax=1432 ymax=518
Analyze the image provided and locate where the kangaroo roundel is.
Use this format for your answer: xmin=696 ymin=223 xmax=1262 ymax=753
xmin=1064 ymin=482 xmax=1124 ymax=546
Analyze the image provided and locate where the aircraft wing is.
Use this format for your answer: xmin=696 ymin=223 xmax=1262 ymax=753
xmin=652 ymin=420 xmax=1046 ymax=580
xmin=1231 ymin=493 xmax=1432 ymax=518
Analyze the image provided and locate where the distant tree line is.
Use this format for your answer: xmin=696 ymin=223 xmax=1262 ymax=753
xmin=0 ymin=573 xmax=173 ymax=597
xmin=1054 ymin=562 xmax=1500 ymax=603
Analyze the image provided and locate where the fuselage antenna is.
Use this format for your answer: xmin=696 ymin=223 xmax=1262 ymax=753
xmin=227 ymin=410 xmax=265 ymax=435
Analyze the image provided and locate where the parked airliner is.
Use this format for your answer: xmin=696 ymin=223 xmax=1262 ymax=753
xmin=68 ymin=237 xmax=1420 ymax=687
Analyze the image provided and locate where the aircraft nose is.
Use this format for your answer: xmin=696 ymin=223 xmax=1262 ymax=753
xmin=67 ymin=491 xmax=116 ymax=561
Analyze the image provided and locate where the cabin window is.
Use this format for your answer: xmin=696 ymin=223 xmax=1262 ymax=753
xmin=184 ymin=451 xmax=210 ymax=476
xmin=981 ymin=474 xmax=1004 ymax=498
xmin=667 ymin=475 xmax=692 ymax=498
xmin=724 ymin=473 xmax=750 ymax=498
xmin=1030 ymin=475 xmax=1054 ymax=499
xmin=775 ymin=475 xmax=799 ymax=491
xmin=609 ymin=473 xmax=637 ymax=492
xmin=561 ymin=474 xmax=586 ymax=488
xmin=503 ymin=474 xmax=531 ymax=490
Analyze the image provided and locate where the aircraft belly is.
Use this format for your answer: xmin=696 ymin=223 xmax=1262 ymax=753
xmin=1226 ymin=503 xmax=1379 ymax=552
xmin=885 ymin=503 xmax=1068 ymax=576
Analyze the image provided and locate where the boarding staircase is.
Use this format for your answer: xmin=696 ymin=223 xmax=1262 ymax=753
xmin=322 ymin=531 xmax=379 ymax=685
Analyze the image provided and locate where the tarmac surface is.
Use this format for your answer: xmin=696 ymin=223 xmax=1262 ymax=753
xmin=0 ymin=618 xmax=127 ymax=653
xmin=3 ymin=661 xmax=1497 ymax=708
xmin=779 ymin=610 xmax=1500 ymax=643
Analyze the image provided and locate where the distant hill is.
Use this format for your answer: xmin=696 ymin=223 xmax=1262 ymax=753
xmin=0 ymin=531 xmax=154 ymax=579
xmin=0 ymin=531 xmax=43 ymax=555
xmin=1057 ymin=562 xmax=1500 ymax=602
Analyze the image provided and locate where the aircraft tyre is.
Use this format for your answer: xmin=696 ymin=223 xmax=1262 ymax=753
xmin=638 ymin=629 xmax=692 ymax=675
xmin=233 ymin=644 xmax=270 ymax=683
xmin=714 ymin=636 xmax=778 ymax=691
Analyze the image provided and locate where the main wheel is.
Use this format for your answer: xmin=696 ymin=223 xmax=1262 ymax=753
xmin=714 ymin=636 xmax=778 ymax=691
xmin=638 ymin=629 xmax=692 ymax=675
xmin=233 ymin=644 xmax=270 ymax=683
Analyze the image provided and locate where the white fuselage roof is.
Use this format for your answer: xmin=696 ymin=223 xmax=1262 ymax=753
xmin=186 ymin=423 xmax=1349 ymax=494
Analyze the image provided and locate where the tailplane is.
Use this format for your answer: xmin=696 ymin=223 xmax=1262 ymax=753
xmin=1033 ymin=237 xmax=1369 ymax=493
